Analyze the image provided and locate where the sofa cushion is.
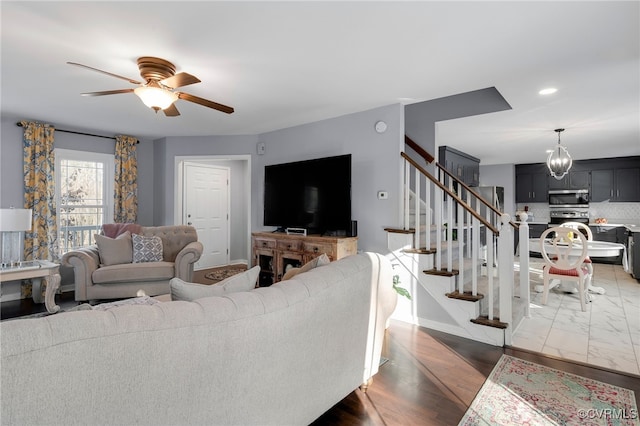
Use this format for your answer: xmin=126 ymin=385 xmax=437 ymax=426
xmin=92 ymin=261 xmax=175 ymax=284
xmin=94 ymin=231 xmax=133 ymax=266
xmin=132 ymin=234 xmax=164 ymax=263
xmin=170 ymin=265 xmax=260 ymax=301
xmin=141 ymin=225 xmax=198 ymax=262
xmin=281 ymin=253 xmax=330 ymax=281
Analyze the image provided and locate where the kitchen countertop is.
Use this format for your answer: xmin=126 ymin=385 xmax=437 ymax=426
xmin=589 ymin=222 xmax=640 ymax=231
xmin=515 ymin=221 xmax=639 ymax=231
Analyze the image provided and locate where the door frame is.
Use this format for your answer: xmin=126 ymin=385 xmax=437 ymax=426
xmin=174 ymin=155 xmax=252 ymax=266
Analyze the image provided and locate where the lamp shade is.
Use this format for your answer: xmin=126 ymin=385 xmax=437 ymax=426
xmin=0 ymin=208 xmax=32 ymax=232
xmin=134 ymin=86 xmax=178 ymax=110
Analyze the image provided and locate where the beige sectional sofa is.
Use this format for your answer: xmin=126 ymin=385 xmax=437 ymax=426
xmin=1 ymin=252 xmax=396 ymax=425
xmin=62 ymin=225 xmax=203 ymax=302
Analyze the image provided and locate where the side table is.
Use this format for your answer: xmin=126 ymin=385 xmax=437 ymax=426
xmin=0 ymin=260 xmax=61 ymax=313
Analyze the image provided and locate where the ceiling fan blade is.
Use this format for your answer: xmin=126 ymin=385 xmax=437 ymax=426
xmin=67 ymin=62 xmax=142 ymax=85
xmin=163 ymin=103 xmax=181 ymax=117
xmin=80 ymin=89 xmax=135 ymax=97
xmin=160 ymin=72 xmax=201 ymax=89
xmin=177 ymin=92 xmax=235 ymax=114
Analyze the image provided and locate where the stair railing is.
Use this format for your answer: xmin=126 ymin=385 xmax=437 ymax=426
xmin=401 ymin=149 xmax=530 ymax=338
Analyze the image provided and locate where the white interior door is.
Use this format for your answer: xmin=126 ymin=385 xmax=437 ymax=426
xmin=184 ymin=163 xmax=230 ymax=270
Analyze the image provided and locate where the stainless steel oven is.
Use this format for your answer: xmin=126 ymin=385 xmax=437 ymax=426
xmin=549 ymin=208 xmax=590 ymax=225
xmin=548 ymin=189 xmax=589 ymax=209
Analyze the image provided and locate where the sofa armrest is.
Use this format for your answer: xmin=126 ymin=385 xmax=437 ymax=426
xmin=174 ymin=241 xmax=203 ymax=281
xmin=62 ymin=246 xmax=100 ymax=301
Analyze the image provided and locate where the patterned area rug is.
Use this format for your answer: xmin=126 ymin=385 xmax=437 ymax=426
xmin=459 ymin=355 xmax=639 ymax=425
xmin=204 ymin=264 xmax=248 ymax=283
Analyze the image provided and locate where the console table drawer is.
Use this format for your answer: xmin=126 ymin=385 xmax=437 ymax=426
xmin=303 ymin=242 xmax=335 ymax=258
xmin=255 ymin=238 xmax=276 ymax=249
xmin=277 ymin=240 xmax=302 ymax=251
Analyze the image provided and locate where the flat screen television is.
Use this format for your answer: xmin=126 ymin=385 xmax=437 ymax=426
xmin=264 ymin=154 xmax=351 ymax=235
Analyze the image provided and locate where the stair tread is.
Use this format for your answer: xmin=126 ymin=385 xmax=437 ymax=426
xmin=384 ymin=227 xmax=414 ymax=234
xmin=446 ymin=290 xmax=484 ymax=302
xmin=404 ymin=248 xmax=436 ymax=255
xmin=423 ymin=268 xmax=459 ymax=277
xmin=471 ymin=316 xmax=508 ymax=329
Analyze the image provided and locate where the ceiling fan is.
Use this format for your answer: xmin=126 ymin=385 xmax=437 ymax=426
xmin=67 ymin=57 xmax=234 ymax=117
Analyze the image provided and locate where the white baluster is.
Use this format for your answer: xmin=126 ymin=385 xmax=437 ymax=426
xmin=518 ymin=217 xmax=531 ymax=318
xmin=414 ymin=171 xmax=420 ymax=249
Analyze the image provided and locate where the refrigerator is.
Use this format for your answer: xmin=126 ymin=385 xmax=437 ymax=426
xmin=472 ymin=186 xmax=504 ymax=226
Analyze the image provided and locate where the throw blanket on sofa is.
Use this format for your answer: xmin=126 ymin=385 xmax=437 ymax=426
xmin=102 ymin=223 xmax=142 ymax=238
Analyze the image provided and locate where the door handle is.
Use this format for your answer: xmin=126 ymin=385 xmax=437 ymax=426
xmin=187 ymin=222 xmax=192 ymax=225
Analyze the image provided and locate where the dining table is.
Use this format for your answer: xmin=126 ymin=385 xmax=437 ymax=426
xmin=527 ymin=238 xmax=627 ymax=297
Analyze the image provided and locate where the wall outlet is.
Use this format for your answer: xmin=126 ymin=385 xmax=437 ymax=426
xmin=378 ymin=191 xmax=388 ymax=200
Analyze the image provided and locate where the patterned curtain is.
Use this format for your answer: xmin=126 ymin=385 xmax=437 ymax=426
xmin=21 ymin=120 xmax=59 ymax=261
xmin=114 ymin=135 xmax=138 ymax=223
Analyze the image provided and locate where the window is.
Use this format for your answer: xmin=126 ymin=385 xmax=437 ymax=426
xmin=55 ymin=149 xmax=114 ymax=254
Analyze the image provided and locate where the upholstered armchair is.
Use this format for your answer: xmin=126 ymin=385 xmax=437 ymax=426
xmin=63 ymin=225 xmax=203 ymax=302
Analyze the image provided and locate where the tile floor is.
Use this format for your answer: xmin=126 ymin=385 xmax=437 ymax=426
xmin=512 ymin=260 xmax=640 ymax=376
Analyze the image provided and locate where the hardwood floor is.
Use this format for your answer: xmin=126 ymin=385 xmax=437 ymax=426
xmin=312 ymin=320 xmax=640 ymax=425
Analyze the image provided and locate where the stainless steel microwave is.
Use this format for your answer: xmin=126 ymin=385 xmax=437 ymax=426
xmin=548 ymin=189 xmax=589 ymax=208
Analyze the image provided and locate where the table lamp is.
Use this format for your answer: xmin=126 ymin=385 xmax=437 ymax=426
xmin=0 ymin=208 xmax=33 ymax=267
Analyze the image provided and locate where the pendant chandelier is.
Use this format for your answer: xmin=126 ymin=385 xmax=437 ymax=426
xmin=547 ymin=128 xmax=572 ymax=180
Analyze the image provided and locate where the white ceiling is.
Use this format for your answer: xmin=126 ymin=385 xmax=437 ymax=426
xmin=2 ymin=1 xmax=638 ymax=165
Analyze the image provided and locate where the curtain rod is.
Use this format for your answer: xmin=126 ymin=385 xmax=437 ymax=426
xmin=15 ymin=122 xmax=138 ymax=143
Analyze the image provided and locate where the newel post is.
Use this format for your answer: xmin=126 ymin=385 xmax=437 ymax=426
xmin=518 ymin=214 xmax=531 ymax=318
xmin=497 ymin=213 xmax=514 ymax=345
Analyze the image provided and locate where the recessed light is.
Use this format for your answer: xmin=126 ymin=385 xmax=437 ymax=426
xmin=539 ymin=88 xmax=557 ymax=95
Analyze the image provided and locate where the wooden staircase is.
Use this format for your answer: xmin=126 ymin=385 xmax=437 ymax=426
xmin=386 ymin=137 xmax=531 ymax=346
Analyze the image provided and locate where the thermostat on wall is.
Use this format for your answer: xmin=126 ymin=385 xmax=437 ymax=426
xmin=374 ymin=121 xmax=387 ymax=134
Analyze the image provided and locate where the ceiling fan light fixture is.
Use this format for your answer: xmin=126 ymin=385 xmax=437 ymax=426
xmin=546 ymin=128 xmax=572 ymax=180
xmin=134 ymin=86 xmax=178 ymax=111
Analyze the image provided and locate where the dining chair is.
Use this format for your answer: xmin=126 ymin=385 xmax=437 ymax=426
xmin=539 ymin=226 xmax=592 ymax=312
xmin=558 ymin=221 xmax=593 ymax=276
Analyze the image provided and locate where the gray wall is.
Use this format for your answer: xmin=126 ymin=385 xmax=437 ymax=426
xmin=254 ymin=104 xmax=403 ymax=253
xmin=405 ymin=87 xmax=512 ymax=167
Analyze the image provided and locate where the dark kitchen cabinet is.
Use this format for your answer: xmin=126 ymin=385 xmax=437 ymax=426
xmin=517 ymin=156 xmax=640 ymax=204
xmin=515 ymin=164 xmax=548 ymax=203
xmin=591 ymin=167 xmax=640 ymax=202
xmin=439 ymin=146 xmax=480 ymax=187
xmin=589 ymin=225 xmax=626 ymax=264
xmin=547 ymin=170 xmax=590 ymax=190
xmin=631 ymin=230 xmax=640 ymax=280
